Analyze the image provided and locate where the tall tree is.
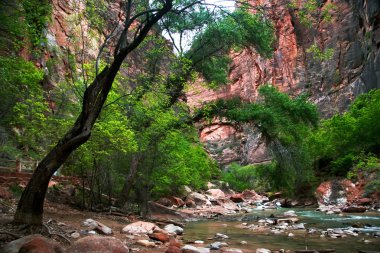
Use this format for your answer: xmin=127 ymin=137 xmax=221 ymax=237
xmin=13 ymin=0 xmax=275 ymax=225
xmin=14 ymin=0 xmax=174 ymax=225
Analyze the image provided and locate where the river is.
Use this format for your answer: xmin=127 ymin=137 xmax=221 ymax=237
xmin=183 ymin=208 xmax=380 ymax=252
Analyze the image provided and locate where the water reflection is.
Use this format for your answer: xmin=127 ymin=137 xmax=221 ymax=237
xmin=183 ymin=209 xmax=380 ymax=253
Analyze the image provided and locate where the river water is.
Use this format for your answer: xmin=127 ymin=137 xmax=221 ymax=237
xmin=183 ymin=208 xmax=380 ymax=252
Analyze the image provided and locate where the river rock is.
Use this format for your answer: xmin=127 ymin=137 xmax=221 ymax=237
xmin=83 ymin=218 xmax=113 ymax=235
xmin=181 ymin=245 xmax=210 ymax=253
xmin=66 ymin=236 xmax=129 ymax=253
xmin=149 ymin=232 xmax=170 ymax=242
xmin=215 ymin=233 xmax=229 ymax=239
xmin=71 ymin=232 xmax=80 ymax=238
xmin=164 ymin=224 xmax=184 ymax=235
xmin=209 ymin=242 xmax=228 ymax=250
xmin=342 ymin=206 xmax=367 ymax=213
xmin=157 ymin=197 xmax=174 ymax=207
xmin=189 ymin=192 xmax=212 ymax=206
xmin=222 ymin=249 xmax=243 ymax=253
xmin=256 ymin=248 xmax=271 ymax=253
xmin=122 ymin=221 xmax=158 ymax=234
xmin=0 ymin=235 xmax=62 ymax=253
xmin=206 ymin=189 xmax=225 ymax=199
xmin=166 ymin=245 xmax=181 ymax=253
xmin=194 ymin=240 xmax=204 ymax=244
xmin=283 ymin=210 xmax=297 ymax=217
xmin=137 ymin=239 xmax=156 ymax=247
xmin=230 ymin=194 xmax=244 ymax=203
xmin=169 ymin=196 xmax=185 ymax=207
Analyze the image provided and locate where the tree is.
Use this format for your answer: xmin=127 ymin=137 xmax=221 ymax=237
xmin=13 ymin=0 xmax=275 ymax=225
xmin=196 ymin=85 xmax=319 ymax=195
xmin=14 ymin=0 xmax=174 ymax=225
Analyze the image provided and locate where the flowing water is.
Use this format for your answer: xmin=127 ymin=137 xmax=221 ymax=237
xmin=183 ymin=209 xmax=380 ymax=253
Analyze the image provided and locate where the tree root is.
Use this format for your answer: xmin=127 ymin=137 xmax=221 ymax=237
xmin=43 ymin=223 xmax=71 ymax=245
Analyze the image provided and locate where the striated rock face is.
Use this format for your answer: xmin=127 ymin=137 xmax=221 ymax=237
xmin=188 ymin=0 xmax=380 ymax=167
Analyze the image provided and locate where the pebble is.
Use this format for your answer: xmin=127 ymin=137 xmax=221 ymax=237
xmin=240 ymin=240 xmax=247 ymax=245
xmin=194 ymin=240 xmax=204 ymax=244
xmin=288 ymin=233 xmax=294 ymax=237
xmin=215 ymin=233 xmax=229 ymax=239
xmin=71 ymin=232 xmax=80 ymax=238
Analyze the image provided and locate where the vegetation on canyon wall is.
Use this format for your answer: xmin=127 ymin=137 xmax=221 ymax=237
xmin=0 ymin=0 xmax=378 ymax=225
xmin=217 ymin=89 xmax=380 ymax=197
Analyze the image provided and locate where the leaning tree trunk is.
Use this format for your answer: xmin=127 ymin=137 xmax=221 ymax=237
xmin=14 ymin=1 xmax=173 ymax=225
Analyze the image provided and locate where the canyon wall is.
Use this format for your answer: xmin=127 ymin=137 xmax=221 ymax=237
xmin=187 ymin=0 xmax=380 ymax=167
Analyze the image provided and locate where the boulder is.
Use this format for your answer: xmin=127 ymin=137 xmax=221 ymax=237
xmin=315 ymin=179 xmax=361 ymax=206
xmin=122 ymin=221 xmax=158 ymax=234
xmin=222 ymin=249 xmax=243 ymax=253
xmin=65 ymin=236 xmax=129 ymax=253
xmin=342 ymin=206 xmax=367 ymax=213
xmin=136 ymin=239 xmax=155 ymax=247
xmin=181 ymin=245 xmax=210 ymax=253
xmin=157 ymin=198 xmax=174 ymax=207
xmin=189 ymin=192 xmax=212 ymax=206
xmin=164 ymin=224 xmax=183 ymax=235
xmin=185 ymin=199 xmax=196 ymax=208
xmin=256 ymin=249 xmax=271 ymax=253
xmin=242 ymin=189 xmax=260 ymax=200
xmin=206 ymin=189 xmax=226 ymax=199
xmin=149 ymin=232 xmax=170 ymax=243
xmin=356 ymin=198 xmax=372 ymax=206
xmin=166 ymin=245 xmax=181 ymax=253
xmin=283 ymin=210 xmax=297 ymax=217
xmin=168 ymin=196 xmax=185 ymax=207
xmin=0 ymin=235 xmax=62 ymax=253
xmin=230 ymin=194 xmax=244 ymax=203
xmin=83 ymin=218 xmax=112 ymax=235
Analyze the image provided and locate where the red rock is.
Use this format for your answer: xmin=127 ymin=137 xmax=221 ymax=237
xmin=185 ymin=198 xmax=196 ymax=208
xmin=242 ymin=189 xmax=259 ymax=200
xmin=168 ymin=196 xmax=185 ymax=207
xmin=356 ymin=198 xmax=372 ymax=206
xmin=149 ymin=232 xmax=170 ymax=243
xmin=18 ymin=237 xmax=61 ymax=253
xmin=206 ymin=189 xmax=226 ymax=199
xmin=1 ymin=235 xmax=61 ymax=253
xmin=342 ymin=206 xmax=367 ymax=213
xmin=169 ymin=237 xmax=182 ymax=248
xmin=65 ymin=236 xmax=129 ymax=253
xmin=157 ymin=198 xmax=173 ymax=207
xmin=230 ymin=193 xmax=244 ymax=203
xmin=315 ymin=179 xmax=362 ymax=206
xmin=166 ymin=245 xmax=181 ymax=253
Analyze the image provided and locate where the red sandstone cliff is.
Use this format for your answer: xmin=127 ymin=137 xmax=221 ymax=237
xmin=188 ymin=0 xmax=380 ymax=167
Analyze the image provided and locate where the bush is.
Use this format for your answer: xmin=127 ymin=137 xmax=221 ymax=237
xmin=221 ymin=162 xmax=275 ymax=192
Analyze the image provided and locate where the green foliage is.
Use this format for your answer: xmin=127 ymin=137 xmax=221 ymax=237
xmin=288 ymin=0 xmax=336 ymax=28
xmin=312 ymin=89 xmax=380 ymax=161
xmin=0 ymin=56 xmax=49 ymax=158
xmin=85 ymin=0 xmax=109 ymax=31
xmin=21 ymin=0 xmax=52 ymax=49
xmin=221 ymin=162 xmax=275 ymax=192
xmin=310 ymin=89 xmax=380 ymax=181
xmin=306 ymin=43 xmax=334 ymax=62
xmin=197 ymin=85 xmax=318 ymax=195
xmin=150 ymin=130 xmax=218 ymax=197
xmin=186 ymin=8 xmax=274 ymax=85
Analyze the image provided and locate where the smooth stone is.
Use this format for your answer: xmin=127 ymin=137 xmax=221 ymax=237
xmin=164 ymin=224 xmax=184 ymax=235
xmin=181 ymin=245 xmax=210 ymax=253
xmin=256 ymin=248 xmax=271 ymax=253
xmin=137 ymin=239 xmax=155 ymax=247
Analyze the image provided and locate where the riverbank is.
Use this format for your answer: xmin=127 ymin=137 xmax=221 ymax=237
xmin=1 ymin=198 xmax=380 ymax=253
